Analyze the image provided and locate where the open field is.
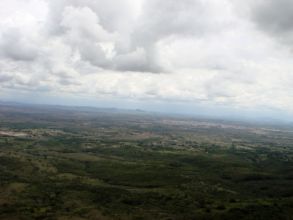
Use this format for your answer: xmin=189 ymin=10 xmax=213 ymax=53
xmin=0 ymin=104 xmax=293 ymax=219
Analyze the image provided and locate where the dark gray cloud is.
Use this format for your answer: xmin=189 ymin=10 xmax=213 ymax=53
xmin=251 ymin=0 xmax=293 ymax=43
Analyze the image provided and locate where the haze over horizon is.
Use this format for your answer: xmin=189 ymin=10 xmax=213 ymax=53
xmin=1 ymin=0 xmax=293 ymax=120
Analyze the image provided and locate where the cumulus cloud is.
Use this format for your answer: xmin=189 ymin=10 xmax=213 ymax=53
xmin=1 ymin=0 xmax=293 ymax=114
xmin=0 ymin=28 xmax=39 ymax=61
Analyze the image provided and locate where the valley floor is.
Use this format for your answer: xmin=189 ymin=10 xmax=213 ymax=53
xmin=0 ymin=105 xmax=293 ymax=219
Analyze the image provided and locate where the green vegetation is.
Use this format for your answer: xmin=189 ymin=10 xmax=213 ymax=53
xmin=0 ymin=104 xmax=293 ymax=219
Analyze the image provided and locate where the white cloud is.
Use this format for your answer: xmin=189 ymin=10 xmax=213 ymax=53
xmin=1 ymin=0 xmax=293 ymax=115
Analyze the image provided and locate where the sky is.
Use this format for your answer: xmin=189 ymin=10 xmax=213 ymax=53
xmin=1 ymin=0 xmax=293 ymax=120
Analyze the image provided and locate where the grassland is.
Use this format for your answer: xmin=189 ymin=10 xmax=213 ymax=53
xmin=0 ymin=104 xmax=293 ymax=219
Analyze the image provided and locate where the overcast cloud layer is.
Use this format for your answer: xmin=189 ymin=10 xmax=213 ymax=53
xmin=1 ymin=0 xmax=293 ymax=115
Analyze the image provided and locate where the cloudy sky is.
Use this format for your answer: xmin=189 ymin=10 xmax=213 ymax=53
xmin=1 ymin=0 xmax=293 ymax=119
